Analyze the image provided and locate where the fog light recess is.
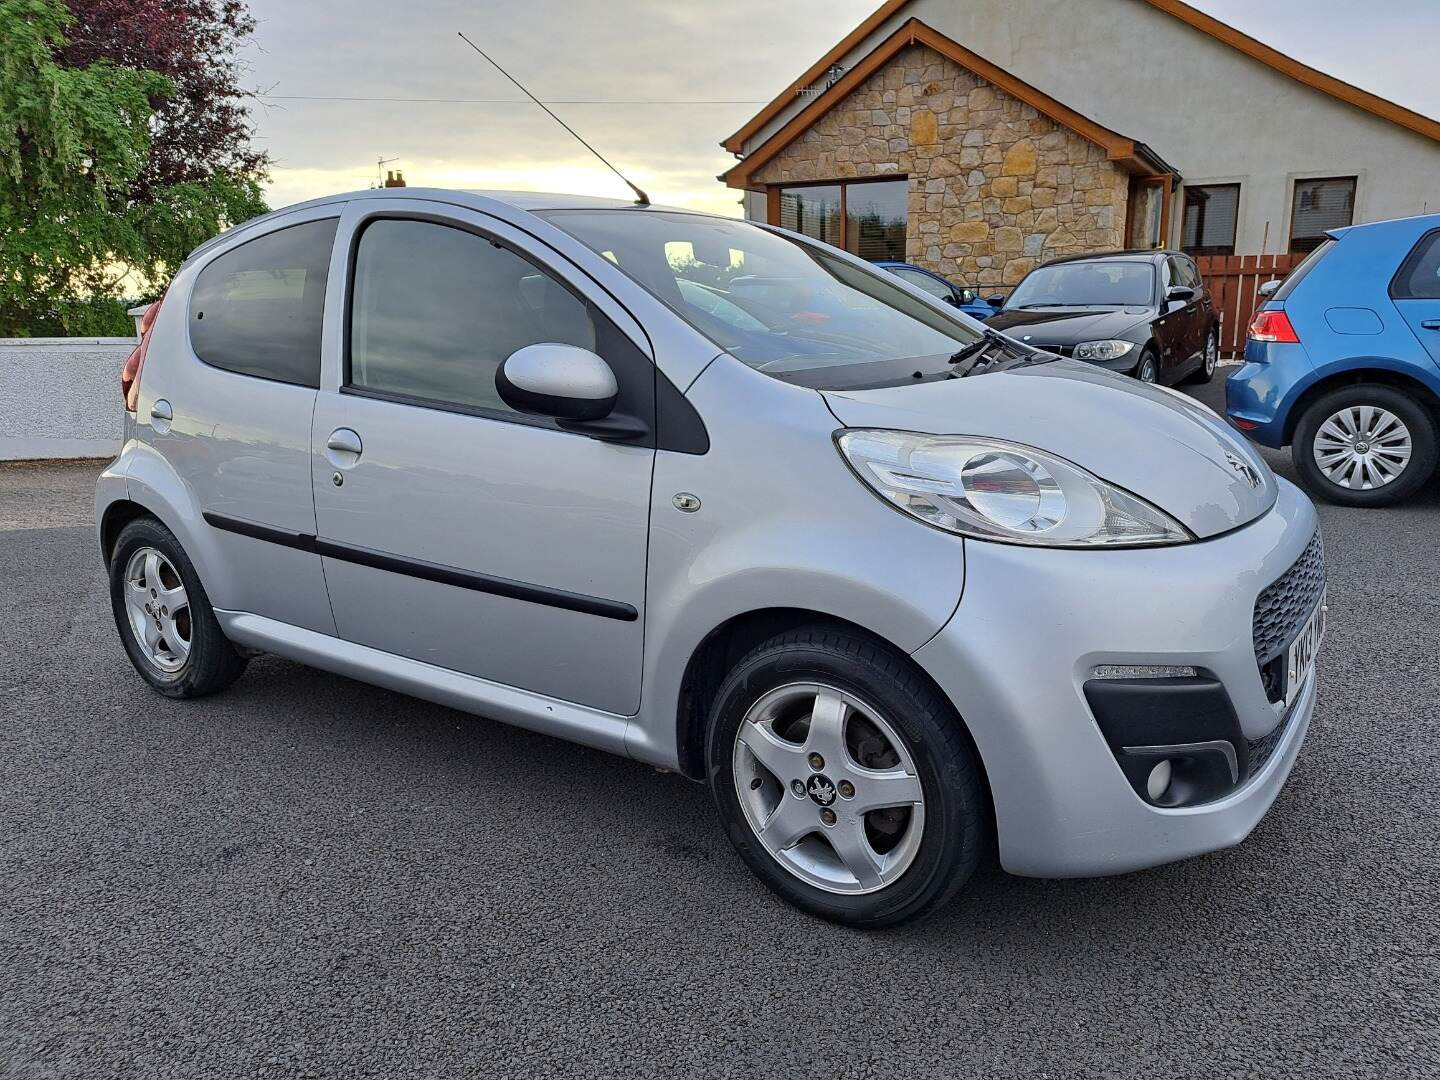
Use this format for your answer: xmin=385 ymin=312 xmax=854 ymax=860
xmin=1146 ymin=759 xmax=1173 ymax=802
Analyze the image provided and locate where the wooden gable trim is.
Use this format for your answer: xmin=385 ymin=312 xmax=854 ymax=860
xmin=1141 ymin=0 xmax=1440 ymax=144
xmin=722 ymin=0 xmax=1440 ymax=160
xmin=721 ymin=0 xmax=910 ymax=155
xmin=721 ymin=19 xmax=1152 ymax=191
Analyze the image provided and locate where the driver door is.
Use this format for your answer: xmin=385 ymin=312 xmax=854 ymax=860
xmin=309 ymin=201 xmax=656 ymax=715
xmin=1155 ymin=257 xmax=1196 ymax=376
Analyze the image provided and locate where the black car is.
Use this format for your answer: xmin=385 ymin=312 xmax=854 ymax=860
xmin=985 ymin=250 xmax=1220 ymax=386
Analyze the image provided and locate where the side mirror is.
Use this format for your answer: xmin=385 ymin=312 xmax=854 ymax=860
xmin=1166 ymin=285 xmax=1196 ymax=303
xmin=1258 ymin=279 xmax=1282 ymax=298
xmin=986 ymin=294 xmax=1005 ymax=308
xmin=941 ymin=293 xmax=961 ymax=307
xmin=496 ymin=343 xmax=617 ymax=422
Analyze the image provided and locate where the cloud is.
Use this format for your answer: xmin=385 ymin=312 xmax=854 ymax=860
xmin=243 ymin=0 xmax=1439 ymax=214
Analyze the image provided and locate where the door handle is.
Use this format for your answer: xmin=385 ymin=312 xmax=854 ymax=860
xmin=327 ymin=428 xmax=362 ymax=454
xmin=325 ymin=428 xmax=363 ymax=468
xmin=1421 ymin=320 xmax=1440 ymax=331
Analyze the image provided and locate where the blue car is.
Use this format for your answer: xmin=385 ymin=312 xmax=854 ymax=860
xmin=1227 ymin=214 xmax=1440 ymax=506
xmin=874 ymin=261 xmax=1000 ymax=320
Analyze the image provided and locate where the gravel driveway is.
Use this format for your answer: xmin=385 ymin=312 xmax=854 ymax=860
xmin=2 ymin=379 xmax=1438 ymax=1078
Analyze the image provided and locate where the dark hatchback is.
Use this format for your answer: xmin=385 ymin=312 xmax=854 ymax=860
xmin=986 ymin=250 xmax=1221 ymax=386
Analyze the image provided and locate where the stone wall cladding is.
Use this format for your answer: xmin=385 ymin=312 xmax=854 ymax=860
xmin=751 ymin=44 xmax=1131 ymax=289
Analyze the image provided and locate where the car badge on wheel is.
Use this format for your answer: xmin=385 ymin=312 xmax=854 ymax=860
xmin=806 ymin=775 xmax=837 ymax=807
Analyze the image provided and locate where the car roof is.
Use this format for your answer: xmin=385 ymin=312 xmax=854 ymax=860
xmin=184 ymin=187 xmax=727 ymax=265
xmin=1328 ymin=211 xmax=1440 ymax=241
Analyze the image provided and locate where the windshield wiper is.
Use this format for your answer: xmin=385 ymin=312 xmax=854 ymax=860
xmin=948 ymin=330 xmax=1000 ymax=365
xmin=946 ymin=329 xmax=1053 ymax=379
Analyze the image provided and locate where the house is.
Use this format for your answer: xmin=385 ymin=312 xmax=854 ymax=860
xmin=720 ymin=0 xmax=1440 ymax=293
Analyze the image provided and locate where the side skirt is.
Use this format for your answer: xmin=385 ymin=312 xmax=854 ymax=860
xmin=215 ymin=610 xmax=634 ymax=757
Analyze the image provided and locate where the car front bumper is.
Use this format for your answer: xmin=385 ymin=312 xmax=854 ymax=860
xmin=913 ymin=477 xmax=1320 ymax=878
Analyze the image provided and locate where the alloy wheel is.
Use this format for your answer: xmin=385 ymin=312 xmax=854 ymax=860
xmin=732 ymin=682 xmax=925 ymax=895
xmin=1204 ymin=333 xmax=1218 ymax=376
xmin=122 ymin=546 xmax=192 ymax=673
xmin=1138 ymin=355 xmax=1158 ymax=383
xmin=1313 ymin=405 xmax=1412 ymax=490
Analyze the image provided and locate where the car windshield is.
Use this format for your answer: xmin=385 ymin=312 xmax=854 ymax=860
xmin=538 ymin=210 xmax=982 ymax=375
xmin=1006 ymin=261 xmax=1155 ymax=308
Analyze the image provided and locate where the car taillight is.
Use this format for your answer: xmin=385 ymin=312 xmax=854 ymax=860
xmin=1247 ymin=309 xmax=1300 ymax=344
xmin=121 ymin=291 xmax=167 ymax=412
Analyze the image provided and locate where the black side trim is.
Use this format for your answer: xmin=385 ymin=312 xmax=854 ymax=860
xmin=202 ymin=512 xmax=316 ymax=552
xmin=202 ymin=511 xmax=636 ymax=622
xmin=314 ymin=537 xmax=637 ymax=621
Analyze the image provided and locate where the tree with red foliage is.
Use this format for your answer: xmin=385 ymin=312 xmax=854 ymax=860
xmin=59 ymin=0 xmax=269 ymax=198
xmin=0 ymin=0 xmax=268 ymax=334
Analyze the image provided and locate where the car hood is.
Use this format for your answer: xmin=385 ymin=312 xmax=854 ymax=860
xmin=985 ymin=306 xmax=1151 ymax=345
xmin=822 ymin=359 xmax=1277 ymax=539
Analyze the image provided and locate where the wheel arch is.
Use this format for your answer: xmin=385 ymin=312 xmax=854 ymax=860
xmin=99 ymin=499 xmax=158 ymax=562
xmin=672 ymin=608 xmax=995 ymax=835
xmin=1282 ymin=365 xmax=1440 ymax=445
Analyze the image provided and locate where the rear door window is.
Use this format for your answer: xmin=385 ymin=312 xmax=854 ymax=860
xmin=189 ymin=218 xmax=339 ymax=387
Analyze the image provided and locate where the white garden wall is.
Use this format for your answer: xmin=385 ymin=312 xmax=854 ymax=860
xmin=0 ymin=338 xmax=135 ymax=461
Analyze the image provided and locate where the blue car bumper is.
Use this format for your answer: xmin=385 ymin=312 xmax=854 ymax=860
xmin=1226 ymin=341 xmax=1315 ymax=448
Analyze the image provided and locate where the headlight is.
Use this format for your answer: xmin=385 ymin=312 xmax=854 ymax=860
xmin=1073 ymin=340 xmax=1135 ymax=361
xmin=837 ymin=430 xmax=1192 ymax=547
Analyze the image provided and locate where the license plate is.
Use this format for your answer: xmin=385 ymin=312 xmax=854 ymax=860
xmin=1285 ymin=590 xmax=1326 ymax=708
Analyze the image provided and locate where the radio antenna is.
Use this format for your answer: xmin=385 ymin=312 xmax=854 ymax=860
xmin=456 ymin=31 xmax=650 ymax=207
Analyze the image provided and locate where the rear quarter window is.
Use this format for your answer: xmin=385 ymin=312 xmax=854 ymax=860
xmin=188 ymin=218 xmax=339 ymax=387
xmin=1390 ymin=229 xmax=1440 ymax=300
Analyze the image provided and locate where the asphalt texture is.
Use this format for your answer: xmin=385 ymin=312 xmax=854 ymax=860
xmin=3 ymin=378 xmax=1439 ymax=1078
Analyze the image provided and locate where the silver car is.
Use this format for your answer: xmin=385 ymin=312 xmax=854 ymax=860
xmin=97 ymin=189 xmax=1325 ymax=927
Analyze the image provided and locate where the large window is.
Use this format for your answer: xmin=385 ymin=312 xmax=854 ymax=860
xmin=776 ymin=179 xmax=907 ymax=262
xmin=348 ymin=219 xmax=596 ymax=414
xmin=1181 ymin=184 xmax=1240 ymax=256
xmin=1289 ymin=177 xmax=1356 ymax=254
xmin=188 ymin=218 xmax=338 ymax=387
xmin=778 ymin=184 xmax=841 ymax=248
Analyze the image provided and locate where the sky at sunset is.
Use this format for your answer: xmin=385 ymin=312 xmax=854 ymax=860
xmin=243 ymin=0 xmax=1440 ymax=216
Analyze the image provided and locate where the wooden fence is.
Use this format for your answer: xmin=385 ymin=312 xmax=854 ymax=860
xmin=1197 ymin=254 xmax=1304 ymax=358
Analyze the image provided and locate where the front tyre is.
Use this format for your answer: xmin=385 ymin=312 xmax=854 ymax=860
xmin=706 ymin=625 xmax=987 ymax=928
xmin=1134 ymin=348 xmax=1159 ymax=384
xmin=1292 ymin=384 xmax=1437 ymax=507
xmin=109 ymin=517 xmax=247 ymax=697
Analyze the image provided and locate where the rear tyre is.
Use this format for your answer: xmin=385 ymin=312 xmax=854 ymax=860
xmin=706 ymin=624 xmax=987 ymax=928
xmin=1190 ymin=328 xmax=1219 ymax=384
xmin=1134 ymin=348 xmax=1159 ymax=385
xmin=109 ymin=517 xmax=247 ymax=697
xmin=1291 ymin=384 xmax=1437 ymax=507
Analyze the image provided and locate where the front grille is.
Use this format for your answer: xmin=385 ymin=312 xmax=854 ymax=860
xmin=1253 ymin=530 xmax=1326 ymax=670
